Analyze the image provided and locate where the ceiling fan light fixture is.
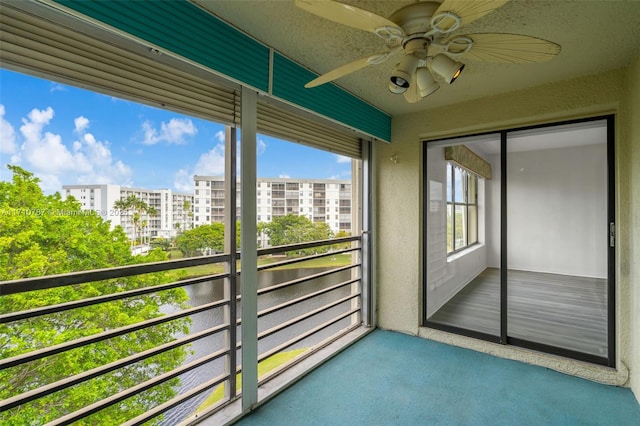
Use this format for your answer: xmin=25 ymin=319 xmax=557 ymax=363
xmin=431 ymin=54 xmax=465 ymax=84
xmin=388 ymin=80 xmax=408 ymax=94
xmin=390 ymin=54 xmax=418 ymax=88
xmin=416 ymin=67 xmax=439 ymax=98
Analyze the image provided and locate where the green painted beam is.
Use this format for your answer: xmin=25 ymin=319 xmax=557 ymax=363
xmin=272 ymin=53 xmax=391 ymax=142
xmin=56 ymin=0 xmax=270 ymax=92
xmin=55 ymin=0 xmax=392 ymax=142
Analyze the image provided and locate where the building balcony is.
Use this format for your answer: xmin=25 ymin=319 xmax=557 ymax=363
xmin=2 ymin=234 xmax=639 ymax=425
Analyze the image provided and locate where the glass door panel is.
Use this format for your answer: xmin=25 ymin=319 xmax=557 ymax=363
xmin=425 ymin=134 xmax=501 ymax=337
xmin=506 ymin=120 xmax=609 ymax=357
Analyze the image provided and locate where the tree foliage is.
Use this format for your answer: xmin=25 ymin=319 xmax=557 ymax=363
xmin=259 ymin=214 xmax=334 ymax=255
xmin=176 ymin=222 xmax=225 ymax=257
xmin=150 ymin=237 xmax=171 ymax=251
xmin=0 ymin=165 xmax=190 ymax=425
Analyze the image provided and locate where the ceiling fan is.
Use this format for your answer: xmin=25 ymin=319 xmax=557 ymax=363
xmin=295 ymin=0 xmax=561 ymax=103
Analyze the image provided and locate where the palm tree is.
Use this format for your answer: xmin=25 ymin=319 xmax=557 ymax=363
xmin=113 ymin=195 xmax=157 ymax=246
xmin=141 ymin=219 xmax=148 ymax=245
xmin=182 ymin=200 xmax=192 ymax=230
xmin=113 ymin=196 xmax=134 ymax=246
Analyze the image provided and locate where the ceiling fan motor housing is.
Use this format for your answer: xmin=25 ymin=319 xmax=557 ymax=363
xmin=389 ymin=1 xmax=441 ymax=36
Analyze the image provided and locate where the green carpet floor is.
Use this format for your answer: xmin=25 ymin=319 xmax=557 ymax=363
xmin=234 ymin=329 xmax=640 ymax=425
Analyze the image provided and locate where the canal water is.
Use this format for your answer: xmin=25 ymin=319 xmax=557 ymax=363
xmin=160 ymin=267 xmax=354 ymax=425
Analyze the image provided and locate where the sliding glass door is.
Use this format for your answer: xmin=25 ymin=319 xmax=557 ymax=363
xmin=424 ymin=134 xmax=502 ymax=339
xmin=506 ymin=120 xmax=612 ymax=361
xmin=423 ymin=117 xmax=615 ymax=366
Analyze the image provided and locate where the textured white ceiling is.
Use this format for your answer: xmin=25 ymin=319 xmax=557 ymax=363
xmin=194 ymin=0 xmax=640 ymax=116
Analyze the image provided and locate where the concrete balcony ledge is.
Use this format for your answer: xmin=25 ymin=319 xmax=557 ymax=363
xmin=418 ymin=327 xmax=629 ymax=387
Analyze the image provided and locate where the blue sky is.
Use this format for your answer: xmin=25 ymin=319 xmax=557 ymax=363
xmin=0 ymin=69 xmax=351 ymax=194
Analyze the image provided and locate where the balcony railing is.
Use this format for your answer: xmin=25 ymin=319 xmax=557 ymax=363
xmin=0 ymin=236 xmax=362 ymax=425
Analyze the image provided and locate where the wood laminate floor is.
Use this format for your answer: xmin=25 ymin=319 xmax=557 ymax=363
xmin=428 ymin=268 xmax=608 ymax=356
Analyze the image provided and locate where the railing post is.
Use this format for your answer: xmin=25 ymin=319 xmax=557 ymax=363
xmin=224 ymin=125 xmax=238 ymax=400
xmin=240 ymin=87 xmax=258 ymax=411
xmin=360 ymin=139 xmax=374 ymax=327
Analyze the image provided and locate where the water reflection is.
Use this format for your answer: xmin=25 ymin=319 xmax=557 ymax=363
xmin=161 ymin=267 xmax=355 ymax=425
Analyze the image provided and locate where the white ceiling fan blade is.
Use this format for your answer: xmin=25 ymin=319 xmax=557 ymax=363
xmin=305 ymin=52 xmax=394 ymax=88
xmin=403 ymin=73 xmax=421 ymax=104
xmin=454 ymin=34 xmax=561 ymax=63
xmin=295 ymin=0 xmax=403 ymax=36
xmin=433 ymin=0 xmax=510 ymax=31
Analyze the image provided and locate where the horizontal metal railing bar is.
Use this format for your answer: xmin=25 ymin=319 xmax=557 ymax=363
xmin=47 ymin=348 xmax=229 ymax=426
xmin=256 ymin=236 xmax=359 ymax=257
xmin=0 ymin=323 xmax=229 ymax=412
xmin=257 ymin=263 xmax=358 ymax=296
xmin=0 ymin=299 xmax=229 ymax=370
xmin=0 ymin=273 xmax=228 ymax=324
xmin=122 ymin=372 xmax=229 ymax=426
xmin=234 ymin=270 xmax=358 ymax=327
xmin=258 ymin=306 xmax=360 ymax=363
xmin=258 ymin=322 xmax=363 ymax=386
xmin=258 ymin=278 xmax=360 ymax=319
xmin=234 ymin=264 xmax=358 ymax=327
xmin=257 ymin=293 xmax=360 ymax=341
xmin=0 ymin=253 xmax=230 ymax=296
xmin=257 ymin=246 xmax=359 ymax=272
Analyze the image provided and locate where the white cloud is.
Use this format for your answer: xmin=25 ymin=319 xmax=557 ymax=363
xmin=49 ymin=83 xmax=66 ymax=93
xmin=257 ymin=138 xmax=267 ymax=155
xmin=335 ymin=154 xmax=351 ymax=163
xmin=19 ymin=107 xmax=75 ymax=175
xmin=172 ymin=143 xmax=226 ymax=193
xmin=0 ymin=105 xmax=18 ymax=154
xmin=20 ymin=106 xmax=54 ymax=145
xmin=194 ymin=144 xmax=225 ymax=176
xmin=215 ymin=130 xmax=225 ymax=143
xmin=74 ymin=116 xmax=89 ymax=134
xmin=279 ymin=173 xmax=290 ymax=178
xmin=4 ymin=107 xmax=133 ymax=192
xmin=173 ymin=168 xmax=193 ymax=192
xmin=142 ymin=117 xmax=197 ymax=145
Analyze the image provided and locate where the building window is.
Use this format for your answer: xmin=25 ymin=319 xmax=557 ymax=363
xmin=446 ymin=162 xmax=479 ymax=254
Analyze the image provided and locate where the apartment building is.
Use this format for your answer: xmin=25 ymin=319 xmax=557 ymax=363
xmin=62 ymin=184 xmax=194 ymax=240
xmin=193 ymin=176 xmax=352 ymax=234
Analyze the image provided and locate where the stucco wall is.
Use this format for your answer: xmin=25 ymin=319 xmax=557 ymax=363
xmin=376 ymin=66 xmax=637 ymax=387
xmin=627 ymin=55 xmax=640 ymax=404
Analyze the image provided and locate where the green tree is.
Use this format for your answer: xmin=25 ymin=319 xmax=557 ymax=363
xmin=150 ymin=237 xmax=171 ymax=251
xmin=332 ymin=230 xmax=352 ymax=250
xmin=0 ymin=166 xmax=190 ymax=424
xmin=176 ymin=222 xmax=225 ymax=257
xmin=259 ymin=214 xmax=334 ymax=255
